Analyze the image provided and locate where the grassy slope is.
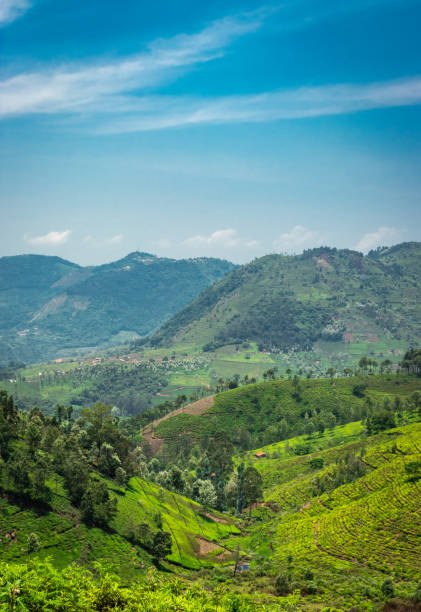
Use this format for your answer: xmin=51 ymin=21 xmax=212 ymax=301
xmin=153 ymin=375 xmax=421 ymax=449
xmin=225 ymin=421 xmax=421 ymax=609
xmin=0 ymin=471 xmax=239 ymax=579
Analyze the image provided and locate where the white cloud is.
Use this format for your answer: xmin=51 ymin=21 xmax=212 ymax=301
xmin=0 ymin=0 xmax=31 ymax=26
xmin=183 ymin=229 xmax=260 ymax=250
xmin=107 ymin=233 xmax=123 ymax=245
xmin=97 ymin=76 xmax=421 ymax=133
xmin=184 ymin=229 xmax=239 ymax=248
xmin=273 ymin=225 xmax=320 ymax=252
xmin=25 ymin=230 xmax=71 ymax=246
xmin=83 ymin=233 xmax=124 ymax=247
xmin=354 ymin=226 xmax=403 ymax=253
xmin=0 ymin=10 xmax=265 ymax=117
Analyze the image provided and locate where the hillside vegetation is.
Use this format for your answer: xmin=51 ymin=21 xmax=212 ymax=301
xmin=151 ymin=373 xmax=421 ymax=457
xmin=221 ymin=421 xmax=421 ymax=610
xmin=0 ymin=391 xmax=240 ymax=580
xmin=144 ymin=243 xmax=421 ymax=371
xmin=1 ymin=367 xmax=421 ymax=610
xmin=0 ymin=252 xmax=234 ymax=365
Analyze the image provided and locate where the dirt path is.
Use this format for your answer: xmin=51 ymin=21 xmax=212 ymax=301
xmin=201 ymin=512 xmax=229 ymax=524
xmin=196 ymin=537 xmax=224 ymax=555
xmin=142 ymin=395 xmax=215 ymax=456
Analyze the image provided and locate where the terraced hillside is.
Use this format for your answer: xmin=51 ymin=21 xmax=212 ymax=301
xmin=230 ymin=422 xmax=421 ymax=609
xmin=145 ymin=242 xmax=421 ymax=370
xmin=150 ymin=374 xmax=421 ymax=456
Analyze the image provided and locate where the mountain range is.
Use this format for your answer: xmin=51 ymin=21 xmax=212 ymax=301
xmin=0 ymin=252 xmax=234 ymax=364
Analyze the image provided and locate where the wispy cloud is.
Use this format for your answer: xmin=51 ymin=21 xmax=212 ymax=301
xmin=107 ymin=233 xmax=123 ymax=245
xmin=354 ymin=226 xmax=404 ymax=253
xmin=273 ymin=225 xmax=320 ymax=252
xmin=184 ymin=229 xmax=258 ymax=249
xmin=25 ymin=230 xmax=71 ymax=246
xmin=2 ymin=4 xmax=420 ymax=132
xmin=97 ymin=76 xmax=421 ymax=133
xmin=0 ymin=9 xmax=267 ymax=118
xmin=0 ymin=0 xmax=31 ymax=26
xmin=83 ymin=233 xmax=124 ymax=247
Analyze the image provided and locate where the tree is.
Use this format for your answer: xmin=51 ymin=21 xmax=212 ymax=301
xmin=168 ymin=465 xmax=184 ymax=492
xmin=115 ymin=466 xmax=127 ymax=487
xmin=401 ymin=348 xmax=421 ymax=376
xmin=27 ymin=415 xmax=43 ymax=455
xmin=80 ymin=480 xmax=117 ymax=527
xmin=208 ymin=432 xmax=233 ymax=478
xmin=366 ymin=411 xmax=396 ymax=435
xmin=242 ymin=467 xmax=263 ymax=510
xmin=63 ymin=455 xmax=90 ymax=506
xmin=197 ymin=479 xmax=217 ymax=510
xmin=326 ymin=367 xmax=336 ymax=380
xmin=31 ymin=453 xmax=52 ymax=501
xmin=275 ymin=572 xmax=290 ymax=595
xmin=98 ymin=443 xmax=121 ymax=477
xmin=225 ymin=471 xmax=238 ymax=509
xmin=309 ymin=457 xmax=324 ymax=470
xmin=152 ymin=531 xmax=172 ymax=562
xmin=236 ymin=463 xmax=245 ymax=514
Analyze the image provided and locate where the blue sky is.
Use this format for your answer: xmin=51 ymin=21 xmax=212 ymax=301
xmin=1 ymin=0 xmax=421 ymax=264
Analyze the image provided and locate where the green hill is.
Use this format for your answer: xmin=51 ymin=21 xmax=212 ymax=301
xmin=0 ymin=252 xmax=234 ymax=365
xmin=145 ymin=242 xmax=421 ymax=371
xmin=0 ymin=391 xmax=239 ymax=579
xmin=1 ymin=373 xmax=421 ymax=610
xmin=224 ymin=421 xmax=421 ymax=610
xmin=0 ymin=474 xmax=239 ymax=575
xmin=151 ymin=373 xmax=421 ymax=456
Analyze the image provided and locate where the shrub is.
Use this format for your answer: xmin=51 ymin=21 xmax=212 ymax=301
xmin=353 ymin=384 xmax=367 ymax=398
xmin=381 ymin=578 xmax=395 ymax=598
xmin=309 ymin=458 xmax=324 ymax=470
xmin=27 ymin=532 xmax=40 ymax=553
xmin=275 ymin=572 xmax=290 ymax=596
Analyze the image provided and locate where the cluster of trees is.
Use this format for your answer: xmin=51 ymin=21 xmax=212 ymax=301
xmin=135 ymin=432 xmax=263 ymax=514
xmin=312 ymin=450 xmax=369 ymax=494
xmin=0 ymin=395 xmax=126 ymax=525
xmin=0 ymin=391 xmax=175 ymax=562
xmin=207 ymin=294 xmax=330 ymax=353
xmin=401 ymin=348 xmax=421 ymax=376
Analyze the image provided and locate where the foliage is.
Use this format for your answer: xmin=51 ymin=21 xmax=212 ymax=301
xmin=154 ymin=374 xmax=419 ymax=456
xmin=401 ymin=348 xmax=421 ymax=376
xmin=0 ymin=560 xmax=282 ymax=611
xmin=152 ymin=531 xmax=172 ymax=561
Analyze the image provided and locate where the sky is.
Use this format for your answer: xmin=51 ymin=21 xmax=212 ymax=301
xmin=1 ymin=0 xmax=421 ymax=265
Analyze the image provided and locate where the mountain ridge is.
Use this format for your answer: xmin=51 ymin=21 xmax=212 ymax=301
xmin=0 ymin=252 xmax=235 ymax=364
xmin=144 ymin=242 xmax=421 ymax=362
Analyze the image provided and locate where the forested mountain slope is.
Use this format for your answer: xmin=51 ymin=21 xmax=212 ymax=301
xmin=146 ymin=242 xmax=421 ymax=359
xmin=0 ymin=252 xmax=234 ymax=364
